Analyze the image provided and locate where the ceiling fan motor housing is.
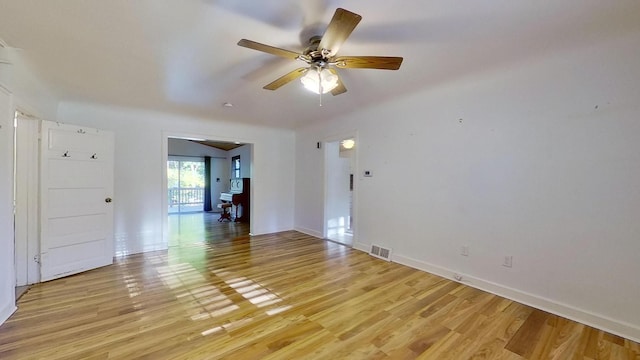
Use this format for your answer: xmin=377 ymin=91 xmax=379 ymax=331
xmin=304 ymin=36 xmax=328 ymax=64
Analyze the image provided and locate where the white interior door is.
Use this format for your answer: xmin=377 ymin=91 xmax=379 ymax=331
xmin=40 ymin=121 xmax=114 ymax=281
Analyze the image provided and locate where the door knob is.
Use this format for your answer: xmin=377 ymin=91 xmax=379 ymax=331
xmin=105 ymin=197 xmax=112 ymax=203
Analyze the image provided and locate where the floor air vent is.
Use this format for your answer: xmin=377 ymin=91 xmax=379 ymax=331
xmin=369 ymin=244 xmax=392 ymax=261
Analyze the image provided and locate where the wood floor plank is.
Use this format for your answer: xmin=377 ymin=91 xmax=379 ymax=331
xmin=505 ymin=308 xmax=552 ymax=357
xmin=0 ymin=212 xmax=638 ymax=359
xmin=416 ymin=330 xmax=462 ymax=359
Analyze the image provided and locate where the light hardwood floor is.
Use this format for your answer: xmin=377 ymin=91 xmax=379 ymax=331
xmin=1 ymin=213 xmax=638 ymax=359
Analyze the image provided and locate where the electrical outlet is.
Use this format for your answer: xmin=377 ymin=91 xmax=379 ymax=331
xmin=502 ymin=255 xmax=513 ymax=268
xmin=454 ymin=273 xmax=463 ymax=281
xmin=460 ymin=245 xmax=469 ymax=256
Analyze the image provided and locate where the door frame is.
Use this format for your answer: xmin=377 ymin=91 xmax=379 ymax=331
xmin=161 ymin=131 xmax=255 ymax=244
xmin=323 ymin=131 xmax=358 ymax=247
xmin=12 ymin=95 xmax=58 ymax=288
xmin=14 ymin=112 xmax=41 ymax=285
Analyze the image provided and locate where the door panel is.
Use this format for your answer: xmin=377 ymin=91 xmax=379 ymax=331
xmin=40 ymin=121 xmax=114 ymax=281
xmin=47 ymin=214 xmax=107 ymax=248
xmin=47 ymin=159 xmax=104 ymax=187
xmin=45 ymin=240 xmax=108 ymax=270
xmin=47 ymin=188 xmax=106 ymax=216
xmin=48 ymin=127 xmax=107 ymax=152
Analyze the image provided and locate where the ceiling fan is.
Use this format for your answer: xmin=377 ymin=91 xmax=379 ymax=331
xmin=237 ymin=8 xmax=403 ymax=96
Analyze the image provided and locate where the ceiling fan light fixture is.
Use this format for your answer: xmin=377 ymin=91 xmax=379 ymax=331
xmin=300 ymin=67 xmax=339 ymax=94
xmin=341 ymin=138 xmax=355 ymax=149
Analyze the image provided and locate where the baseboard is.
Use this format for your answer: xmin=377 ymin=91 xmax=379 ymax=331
xmin=115 ymin=231 xmax=167 ymax=257
xmin=0 ymin=302 xmax=17 ymax=326
xmin=353 ymin=241 xmax=369 ymax=253
xmin=293 ymin=226 xmax=323 ymax=239
xmin=251 ymin=225 xmax=295 ymax=236
xmin=351 ymin=250 xmax=640 ymax=343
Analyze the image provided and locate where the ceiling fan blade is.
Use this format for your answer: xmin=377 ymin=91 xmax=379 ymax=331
xmin=333 ymin=56 xmax=403 ymax=70
xmin=327 ymin=68 xmax=347 ymax=96
xmin=238 ymin=39 xmax=302 ymax=60
xmin=263 ymin=68 xmax=309 ymax=90
xmin=318 ymin=8 xmax=362 ymax=57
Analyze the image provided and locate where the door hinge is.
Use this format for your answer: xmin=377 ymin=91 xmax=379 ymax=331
xmin=34 ymin=254 xmax=41 ymax=264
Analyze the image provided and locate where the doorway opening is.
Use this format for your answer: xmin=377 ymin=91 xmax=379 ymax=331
xmin=13 ymin=110 xmax=40 ymax=297
xmin=164 ymin=136 xmax=252 ymax=247
xmin=324 ymin=136 xmax=356 ymax=247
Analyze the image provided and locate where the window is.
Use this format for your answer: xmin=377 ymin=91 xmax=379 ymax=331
xmin=232 ymin=155 xmax=240 ymax=178
xmin=167 ymin=158 xmax=205 ymax=213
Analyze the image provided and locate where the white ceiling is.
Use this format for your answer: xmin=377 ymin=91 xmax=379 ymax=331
xmin=1 ymin=0 xmax=639 ymax=129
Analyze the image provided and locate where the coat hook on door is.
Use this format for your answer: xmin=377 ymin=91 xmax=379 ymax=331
xmin=90 ymin=153 xmax=97 ymax=159
xmin=63 ymin=151 xmax=70 ymax=158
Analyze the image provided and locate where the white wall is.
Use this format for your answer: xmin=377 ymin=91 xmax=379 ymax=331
xmin=228 ymin=144 xmax=252 ymax=179
xmin=210 ymin=158 xmax=229 ymax=208
xmin=168 ymin=138 xmax=228 ymax=158
xmin=0 ymin=43 xmax=58 ymax=326
xmin=57 ymin=102 xmax=295 ymax=255
xmin=0 ymin=86 xmax=16 ymax=324
xmin=294 ymin=140 xmax=325 ymax=238
xmin=294 ymin=34 xmax=640 ymax=340
xmin=0 ymin=45 xmax=58 ymax=119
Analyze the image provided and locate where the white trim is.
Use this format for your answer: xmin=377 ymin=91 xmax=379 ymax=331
xmin=161 ymin=133 xmax=169 ymax=246
xmin=168 ymin=155 xmax=206 ymax=161
xmin=0 ymin=86 xmax=15 ymax=327
xmin=293 ymin=226 xmax=323 ymax=239
xmin=0 ymin=46 xmax=11 ymax=65
xmin=0 ymin=83 xmax=9 ymax=95
xmin=161 ymin=130 xmax=256 ymax=243
xmin=14 ymin=115 xmax=41 ymax=285
xmin=390 ymin=253 xmax=640 ymax=343
xmin=249 ymin=226 xmax=294 ymax=237
xmin=115 ymin=231 xmax=166 ymax=257
xmin=0 ymin=303 xmax=16 ymax=325
xmin=0 ymin=40 xmax=10 ymax=65
xmin=353 ymin=241 xmax=369 ymax=253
